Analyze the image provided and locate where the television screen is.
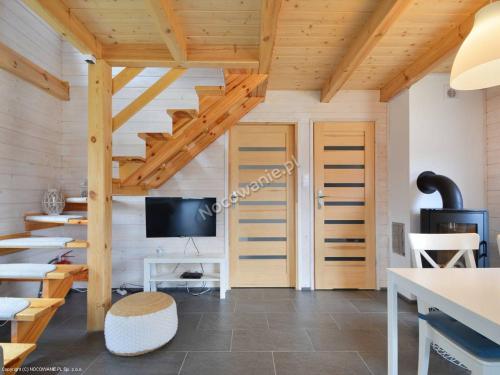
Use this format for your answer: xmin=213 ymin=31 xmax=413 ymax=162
xmin=145 ymin=197 xmax=216 ymax=238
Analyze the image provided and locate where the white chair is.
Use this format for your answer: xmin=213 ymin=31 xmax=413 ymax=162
xmin=409 ymin=233 xmax=500 ymax=375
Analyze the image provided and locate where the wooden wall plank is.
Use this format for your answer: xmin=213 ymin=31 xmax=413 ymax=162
xmin=87 ymin=59 xmax=112 ymax=331
xmin=0 ymin=41 xmax=69 ymax=100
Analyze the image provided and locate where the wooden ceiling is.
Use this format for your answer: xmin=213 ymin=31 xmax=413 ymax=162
xmin=26 ymin=0 xmax=488 ymax=101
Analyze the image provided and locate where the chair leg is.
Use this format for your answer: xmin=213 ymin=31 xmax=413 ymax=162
xmin=418 ymin=320 xmax=431 ymax=375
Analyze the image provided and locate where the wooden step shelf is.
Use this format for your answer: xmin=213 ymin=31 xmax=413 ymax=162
xmin=64 ymin=197 xmax=87 ymax=212
xmin=166 ymin=108 xmax=198 ymax=120
xmin=10 ymin=298 xmax=65 ymax=343
xmin=196 ymin=85 xmax=226 ymax=113
xmin=13 ymin=298 xmax=65 ymax=322
xmin=138 ymin=132 xmax=172 ymax=142
xmin=0 ymin=264 xmax=88 ymax=298
xmin=138 ymin=133 xmax=173 ymax=159
xmin=1 ymin=343 xmax=36 ymax=371
xmin=0 ymin=233 xmax=88 ymax=255
xmin=24 ymin=213 xmax=87 ymax=231
xmin=167 ymin=109 xmax=198 ymax=135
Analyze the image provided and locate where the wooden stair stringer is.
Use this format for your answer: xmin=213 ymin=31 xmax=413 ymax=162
xmin=1 ymin=343 xmax=36 ymax=371
xmin=146 ymin=96 xmax=264 ymax=188
xmin=121 ymin=74 xmax=267 ymax=187
xmin=11 ymin=298 xmax=65 ymax=344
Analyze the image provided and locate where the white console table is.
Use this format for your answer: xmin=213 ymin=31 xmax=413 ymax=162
xmin=143 ymin=253 xmax=227 ymax=299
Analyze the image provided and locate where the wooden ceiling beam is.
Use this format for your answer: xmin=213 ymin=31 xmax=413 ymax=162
xmin=256 ymin=0 xmax=283 ymax=97
xmin=320 ymin=0 xmax=411 ymax=103
xmin=112 ymin=67 xmax=144 ymax=95
xmin=102 ymin=44 xmax=259 ymax=69
xmin=0 ymin=42 xmax=69 ymax=100
xmin=112 ymin=68 xmax=186 ymax=132
xmin=23 ymin=0 xmax=101 ymax=58
xmin=379 ymin=10 xmax=484 ymax=102
xmin=146 ymin=0 xmax=187 ymax=62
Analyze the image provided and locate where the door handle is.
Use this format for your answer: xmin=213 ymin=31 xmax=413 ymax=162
xmin=230 ymin=191 xmax=238 ymax=207
xmin=317 ymin=190 xmax=331 ymax=209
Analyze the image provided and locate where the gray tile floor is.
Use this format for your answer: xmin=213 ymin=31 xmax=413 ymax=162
xmin=0 ymin=288 xmax=470 ymax=374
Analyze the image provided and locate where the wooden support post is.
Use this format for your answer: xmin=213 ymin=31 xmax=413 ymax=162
xmin=87 ymin=59 xmax=113 ymax=331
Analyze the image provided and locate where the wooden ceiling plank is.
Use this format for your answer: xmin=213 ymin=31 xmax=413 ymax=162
xmin=22 ymin=0 xmax=102 ymax=57
xmin=0 ymin=42 xmax=69 ymax=100
xmin=112 ymin=67 xmax=144 ymax=95
xmin=256 ymin=0 xmax=283 ymax=96
xmin=112 ymin=68 xmax=186 ymax=132
xmin=146 ymin=0 xmax=187 ymax=62
xmin=320 ymin=0 xmax=411 ymax=103
xmin=379 ymin=12 xmax=480 ymax=102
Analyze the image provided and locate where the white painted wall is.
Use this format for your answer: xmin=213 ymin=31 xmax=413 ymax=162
xmin=485 ymin=86 xmax=500 ymax=266
xmin=409 ymin=74 xmax=486 ymax=231
xmin=0 ymin=0 xmax=65 ymax=296
xmin=388 ymin=74 xmax=486 ymax=269
xmin=388 ymin=90 xmax=411 ymax=269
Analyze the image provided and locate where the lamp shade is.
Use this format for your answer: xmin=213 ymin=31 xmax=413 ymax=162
xmin=450 ymin=1 xmax=500 ymax=90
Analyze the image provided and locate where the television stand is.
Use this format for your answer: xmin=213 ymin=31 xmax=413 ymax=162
xmin=143 ymin=252 xmax=226 ymax=299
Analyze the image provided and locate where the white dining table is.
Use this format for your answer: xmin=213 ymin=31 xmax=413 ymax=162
xmin=387 ymin=268 xmax=500 ymax=374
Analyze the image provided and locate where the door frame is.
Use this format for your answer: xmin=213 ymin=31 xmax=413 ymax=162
xmin=226 ymin=122 xmax=299 ymax=289
xmin=309 ymin=120 xmax=378 ymax=290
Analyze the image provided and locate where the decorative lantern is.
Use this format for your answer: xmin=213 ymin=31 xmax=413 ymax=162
xmin=42 ymin=189 xmax=65 ymax=215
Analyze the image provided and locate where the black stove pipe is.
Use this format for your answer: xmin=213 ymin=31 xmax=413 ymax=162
xmin=416 ymin=171 xmax=463 ymax=209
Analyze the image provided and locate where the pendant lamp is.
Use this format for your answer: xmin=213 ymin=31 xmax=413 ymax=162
xmin=450 ymin=1 xmax=500 ymax=90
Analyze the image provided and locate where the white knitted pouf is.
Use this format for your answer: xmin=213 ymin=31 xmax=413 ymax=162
xmin=104 ymin=292 xmax=177 ymax=356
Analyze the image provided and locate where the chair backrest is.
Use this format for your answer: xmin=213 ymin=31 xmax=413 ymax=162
xmin=408 ymin=233 xmax=479 ymax=269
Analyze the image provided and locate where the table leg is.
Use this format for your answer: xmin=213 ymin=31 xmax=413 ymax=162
xmin=387 ymin=274 xmax=398 ymax=375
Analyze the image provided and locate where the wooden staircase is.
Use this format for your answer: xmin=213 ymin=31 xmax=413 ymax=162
xmin=0 ymin=264 xmax=88 ymax=370
xmin=114 ymin=73 xmax=266 ymax=191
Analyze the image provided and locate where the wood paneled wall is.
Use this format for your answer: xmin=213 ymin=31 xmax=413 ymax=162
xmin=61 ymin=42 xmax=227 ymax=287
xmin=0 ymin=0 xmax=65 ymax=296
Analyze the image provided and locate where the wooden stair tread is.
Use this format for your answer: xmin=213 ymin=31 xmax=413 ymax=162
xmin=195 ymin=85 xmax=225 ymax=98
xmin=0 ymin=264 xmax=88 ymax=281
xmin=112 ymin=156 xmax=145 ymax=163
xmin=13 ymin=298 xmax=65 ymax=322
xmin=138 ymin=132 xmax=172 ymax=141
xmin=25 ymin=214 xmax=87 ymax=226
xmin=65 ymin=197 xmax=87 ymax=204
xmin=0 ymin=237 xmax=87 ymax=250
xmin=1 ymin=343 xmax=36 ymax=368
xmin=166 ymin=109 xmax=198 ymax=119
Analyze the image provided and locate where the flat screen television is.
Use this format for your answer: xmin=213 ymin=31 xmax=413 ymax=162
xmin=145 ymin=197 xmax=216 ymax=238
